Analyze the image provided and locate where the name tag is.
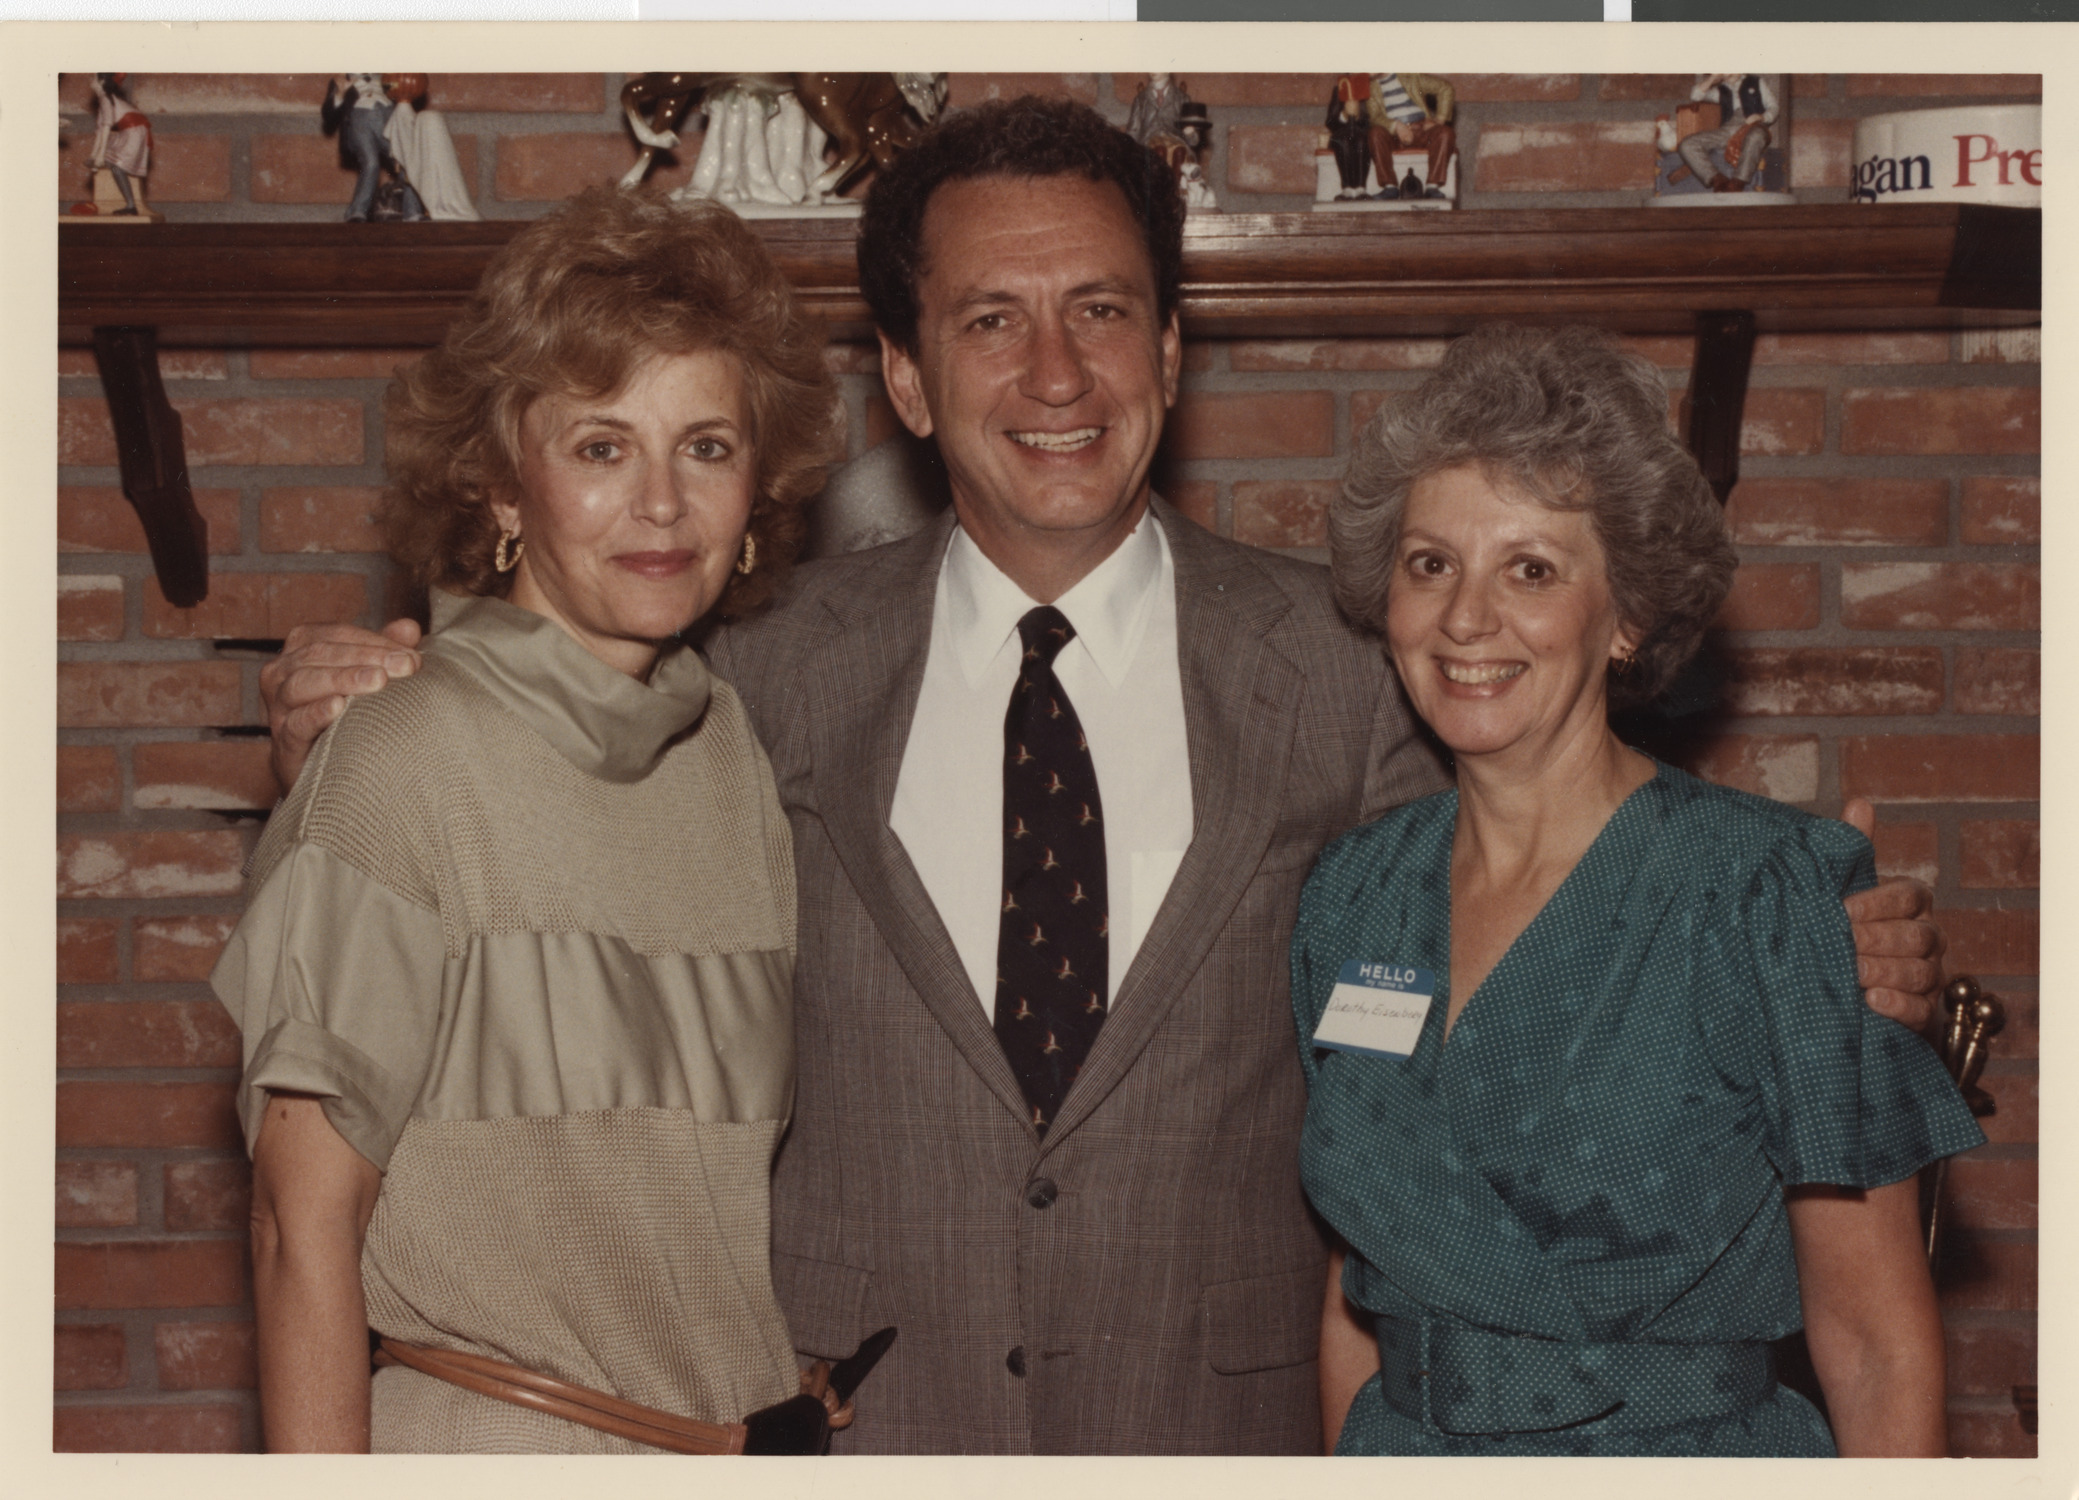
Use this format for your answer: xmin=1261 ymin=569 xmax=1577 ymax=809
xmin=1313 ymin=961 xmax=1435 ymax=1060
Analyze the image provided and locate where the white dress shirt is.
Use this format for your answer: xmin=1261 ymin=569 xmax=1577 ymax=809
xmin=890 ymin=516 xmax=1194 ymax=1021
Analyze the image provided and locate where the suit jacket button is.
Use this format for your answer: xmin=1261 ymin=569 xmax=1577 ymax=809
xmin=1025 ymin=1177 xmax=1057 ymax=1209
xmin=1006 ymin=1345 xmax=1027 ymax=1378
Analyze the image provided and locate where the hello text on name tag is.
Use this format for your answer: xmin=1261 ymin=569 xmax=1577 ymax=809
xmin=1312 ymin=961 xmax=1435 ymax=1060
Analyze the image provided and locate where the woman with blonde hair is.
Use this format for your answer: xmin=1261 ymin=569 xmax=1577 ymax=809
xmin=214 ymin=187 xmax=846 ymax=1452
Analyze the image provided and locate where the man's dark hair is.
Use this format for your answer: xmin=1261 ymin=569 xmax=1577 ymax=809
xmin=857 ymin=95 xmax=1187 ymax=353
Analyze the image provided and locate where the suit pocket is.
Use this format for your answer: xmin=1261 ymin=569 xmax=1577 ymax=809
xmin=1202 ymin=1264 xmax=1322 ymax=1374
xmin=772 ymin=1250 xmax=874 ymax=1361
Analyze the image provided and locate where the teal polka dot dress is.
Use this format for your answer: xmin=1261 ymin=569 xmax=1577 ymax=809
xmin=1292 ymin=761 xmax=1984 ymax=1456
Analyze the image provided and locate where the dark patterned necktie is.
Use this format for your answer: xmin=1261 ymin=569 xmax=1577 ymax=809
xmin=993 ymin=606 xmax=1107 ymax=1136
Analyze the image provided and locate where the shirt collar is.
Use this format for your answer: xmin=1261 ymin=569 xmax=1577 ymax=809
xmin=939 ymin=510 xmax=1168 ymax=689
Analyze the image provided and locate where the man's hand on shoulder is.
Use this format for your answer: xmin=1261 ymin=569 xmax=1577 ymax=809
xmin=263 ymin=619 xmax=423 ymax=791
xmin=1839 ymin=798 xmax=1945 ymax=1031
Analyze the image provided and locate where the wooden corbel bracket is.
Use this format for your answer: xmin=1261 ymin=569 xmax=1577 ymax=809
xmin=1684 ymin=310 xmax=1758 ymax=508
xmin=90 ymin=325 xmax=209 ymax=606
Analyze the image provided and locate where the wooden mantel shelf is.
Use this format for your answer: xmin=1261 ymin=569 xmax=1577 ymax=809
xmin=60 ymin=202 xmax=2038 ymax=348
xmin=57 ymin=201 xmax=2039 ymax=610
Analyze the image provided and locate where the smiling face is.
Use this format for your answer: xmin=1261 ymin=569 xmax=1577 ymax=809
xmin=1385 ymin=463 xmax=1637 ymax=766
xmin=491 ymin=348 xmax=756 ymax=679
xmin=878 ymin=172 xmax=1181 ymax=596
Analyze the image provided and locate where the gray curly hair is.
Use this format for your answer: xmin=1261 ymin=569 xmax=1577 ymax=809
xmin=1330 ymin=324 xmax=1737 ymax=709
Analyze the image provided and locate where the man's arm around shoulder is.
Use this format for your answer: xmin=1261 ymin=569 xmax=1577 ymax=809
xmin=262 ymin=620 xmax=424 ymax=792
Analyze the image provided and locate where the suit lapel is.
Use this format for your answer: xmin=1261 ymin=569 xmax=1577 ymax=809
xmin=805 ymin=513 xmax=1034 ymax=1127
xmin=1045 ymin=502 xmax=1304 ymax=1146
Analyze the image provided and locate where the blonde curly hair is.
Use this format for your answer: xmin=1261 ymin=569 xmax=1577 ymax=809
xmin=381 ymin=187 xmax=841 ymax=618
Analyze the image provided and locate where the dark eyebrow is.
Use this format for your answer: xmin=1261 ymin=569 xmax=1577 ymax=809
xmin=945 ymin=277 xmax=1151 ymax=319
xmin=1068 ymin=277 xmax=1148 ymax=301
xmin=945 ymin=288 xmax=1020 ymax=319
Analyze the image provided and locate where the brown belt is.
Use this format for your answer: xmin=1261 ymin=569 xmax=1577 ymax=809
xmin=374 ymin=1337 xmax=841 ymax=1455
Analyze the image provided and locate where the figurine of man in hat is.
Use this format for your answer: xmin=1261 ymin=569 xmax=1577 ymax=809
xmin=1127 ymin=73 xmax=1217 ymax=211
xmin=1325 ymin=73 xmax=1375 ymax=199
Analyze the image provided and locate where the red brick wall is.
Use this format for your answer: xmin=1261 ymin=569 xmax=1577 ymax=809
xmin=57 ymin=70 xmax=2044 ymax=218
xmin=55 ymin=73 xmax=2037 ymax=1456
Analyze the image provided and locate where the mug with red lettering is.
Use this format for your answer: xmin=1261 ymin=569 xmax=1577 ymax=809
xmin=1851 ymin=104 xmax=2040 ymax=205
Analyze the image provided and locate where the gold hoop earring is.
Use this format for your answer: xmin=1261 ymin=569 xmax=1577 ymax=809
xmin=736 ymin=533 xmax=757 ymax=576
xmin=1611 ymin=652 xmax=1637 ymax=679
xmin=495 ymin=529 xmax=524 ymax=573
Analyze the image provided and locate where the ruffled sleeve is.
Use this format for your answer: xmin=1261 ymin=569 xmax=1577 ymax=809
xmin=210 ymin=691 xmax=451 ymax=1173
xmin=212 ymin=841 xmax=446 ymax=1172
xmin=1710 ymin=818 xmax=1983 ymax=1188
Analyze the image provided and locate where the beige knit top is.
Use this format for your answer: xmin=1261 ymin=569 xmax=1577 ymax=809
xmin=213 ymin=592 xmax=799 ymax=1452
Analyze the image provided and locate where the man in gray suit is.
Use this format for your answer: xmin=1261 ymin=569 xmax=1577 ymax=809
xmin=702 ymin=98 xmax=1449 ymax=1453
xmin=263 ymin=98 xmax=1942 ymax=1454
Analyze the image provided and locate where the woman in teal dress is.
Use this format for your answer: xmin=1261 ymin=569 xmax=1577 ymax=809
xmin=1296 ymin=325 xmax=1983 ymax=1456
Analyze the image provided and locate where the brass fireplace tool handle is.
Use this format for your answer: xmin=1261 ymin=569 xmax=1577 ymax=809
xmin=1924 ymin=975 xmax=2004 ymax=1263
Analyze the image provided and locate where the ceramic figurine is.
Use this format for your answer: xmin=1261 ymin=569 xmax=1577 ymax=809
xmin=378 ymin=75 xmax=481 ymax=221
xmin=1127 ymin=74 xmax=1219 ymax=213
xmin=323 ymin=73 xmax=425 ymax=222
xmin=1323 ymin=74 xmax=1374 ymax=201
xmin=1653 ymin=74 xmax=1793 ymax=205
xmin=620 ymin=72 xmax=946 ymax=217
xmin=1315 ymin=73 xmax=1457 ymax=212
xmin=1125 ymin=71 xmax=1189 ymax=148
xmin=786 ymin=72 xmax=946 ymax=203
xmin=1175 ymin=165 xmax=1216 ymax=212
xmin=685 ymin=77 xmax=800 ymax=207
xmin=85 ymin=73 xmax=156 ymax=218
xmin=1372 ymin=73 xmax=1456 ymax=200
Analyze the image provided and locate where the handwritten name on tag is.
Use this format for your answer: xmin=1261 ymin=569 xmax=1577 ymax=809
xmin=1313 ymin=960 xmax=1435 ymax=1060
